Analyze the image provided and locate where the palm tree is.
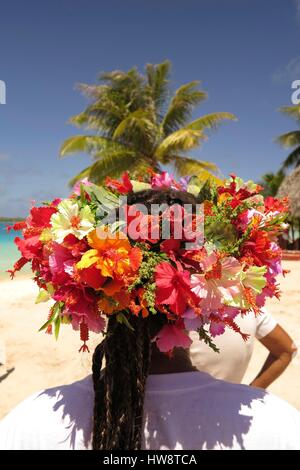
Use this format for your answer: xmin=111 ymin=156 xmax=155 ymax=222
xmin=276 ymin=104 xmax=300 ymax=170
xmin=258 ymin=170 xmax=285 ymax=197
xmin=60 ymin=61 xmax=236 ymax=186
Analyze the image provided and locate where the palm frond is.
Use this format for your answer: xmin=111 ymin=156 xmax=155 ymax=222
xmin=146 ymin=60 xmax=171 ymax=112
xmin=162 ymin=81 xmax=207 ymax=135
xmin=76 ymin=83 xmax=106 ymax=99
xmin=186 ymin=112 xmax=237 ymax=132
xmin=60 ymin=135 xmax=114 ymax=157
xmin=276 ymin=130 xmax=300 ymax=148
xmin=69 ymin=112 xmax=106 ymax=131
xmin=172 ymin=155 xmax=223 ymax=184
xmin=155 ymin=128 xmax=207 ymax=160
xmin=280 ymin=146 xmax=300 ymax=170
xmin=257 ymin=170 xmax=285 ymax=197
xmin=279 ymin=105 xmax=300 ymax=122
xmin=86 ymin=151 xmax=149 ymax=184
xmin=68 ymin=166 xmax=92 ymax=187
xmin=112 ymin=109 xmax=157 ymax=147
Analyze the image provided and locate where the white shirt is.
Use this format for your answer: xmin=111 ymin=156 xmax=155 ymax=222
xmin=190 ymin=309 xmax=277 ymax=383
xmin=1 ymin=372 xmax=299 ymax=450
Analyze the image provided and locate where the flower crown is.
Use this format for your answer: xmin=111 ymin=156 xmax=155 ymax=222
xmin=8 ymin=170 xmax=289 ymax=353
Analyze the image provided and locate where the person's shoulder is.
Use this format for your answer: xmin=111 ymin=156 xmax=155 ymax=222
xmin=211 ymin=380 xmax=300 ymax=449
xmin=0 ymin=375 xmax=93 ymax=450
xmin=1 ymin=375 xmax=93 ymax=422
xmin=210 ymin=377 xmax=300 ymax=422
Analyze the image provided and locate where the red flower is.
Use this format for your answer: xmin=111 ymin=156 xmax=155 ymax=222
xmin=155 ymin=261 xmax=196 ymax=315
xmin=28 ymin=206 xmax=57 ymax=229
xmin=105 ymin=171 xmax=133 ymax=194
xmin=264 ymin=196 xmax=289 ymax=214
xmin=124 ymin=204 xmax=160 ymax=243
xmin=218 ymin=175 xmax=258 ymax=205
xmin=160 ymin=239 xmax=181 ymax=256
xmin=240 ymin=230 xmax=271 ymax=266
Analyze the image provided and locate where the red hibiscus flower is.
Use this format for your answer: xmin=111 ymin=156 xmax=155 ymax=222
xmin=155 ymin=261 xmax=196 ymax=315
xmin=105 ymin=171 xmax=133 ymax=194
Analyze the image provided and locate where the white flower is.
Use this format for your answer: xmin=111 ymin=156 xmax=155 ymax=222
xmin=50 ymin=199 xmax=95 ymax=243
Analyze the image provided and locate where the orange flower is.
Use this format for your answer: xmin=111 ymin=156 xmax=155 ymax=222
xmin=76 ymin=229 xmax=142 ymax=286
xmin=129 ymin=288 xmax=149 ymax=318
xmin=98 ymin=291 xmax=131 ymax=314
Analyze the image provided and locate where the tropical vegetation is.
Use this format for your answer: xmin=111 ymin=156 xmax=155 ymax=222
xmin=276 ymin=104 xmax=300 ymax=170
xmin=60 ymin=61 xmax=236 ymax=186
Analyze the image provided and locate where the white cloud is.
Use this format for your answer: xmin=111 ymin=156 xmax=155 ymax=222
xmin=272 ymin=56 xmax=300 ymax=84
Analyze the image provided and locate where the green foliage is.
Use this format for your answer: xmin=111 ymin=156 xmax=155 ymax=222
xmin=258 ymin=170 xmax=285 ymax=197
xmin=277 ymin=104 xmax=300 ymax=170
xmin=128 ymin=244 xmax=169 ymax=314
xmin=197 ymin=326 xmax=220 ymax=353
xmin=197 ymin=178 xmax=218 ymax=203
xmin=60 ymin=61 xmax=236 ymax=186
xmin=38 ymin=301 xmax=65 ymax=340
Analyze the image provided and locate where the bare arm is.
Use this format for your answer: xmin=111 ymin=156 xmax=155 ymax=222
xmin=250 ymin=324 xmax=297 ymax=389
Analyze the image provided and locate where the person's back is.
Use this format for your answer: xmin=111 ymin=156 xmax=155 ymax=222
xmin=1 ymin=372 xmax=300 ymax=450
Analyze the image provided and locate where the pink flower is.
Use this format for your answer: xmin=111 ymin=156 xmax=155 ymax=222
xmin=183 ymin=307 xmax=203 ymax=331
xmin=71 ymin=312 xmax=105 ymax=334
xmin=53 ymin=285 xmax=104 ymax=333
xmin=49 ymin=242 xmax=76 ymax=285
xmin=151 ymin=171 xmax=174 ymax=189
xmin=209 ymin=321 xmax=225 ymax=337
xmin=208 ymin=306 xmax=240 ymax=337
xmin=236 ymin=209 xmax=262 ymax=230
xmin=73 ymin=178 xmax=92 ymax=196
xmin=191 ymin=256 xmax=242 ymax=310
xmin=156 ymin=324 xmax=192 ymax=352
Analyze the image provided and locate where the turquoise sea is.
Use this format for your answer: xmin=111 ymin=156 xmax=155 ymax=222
xmin=0 ymin=221 xmax=30 ymax=277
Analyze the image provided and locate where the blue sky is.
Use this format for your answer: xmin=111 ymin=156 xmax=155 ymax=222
xmin=0 ymin=0 xmax=300 ymax=216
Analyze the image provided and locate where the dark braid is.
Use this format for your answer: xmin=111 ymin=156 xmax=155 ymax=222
xmin=92 ymin=188 xmax=198 ymax=450
xmin=92 ymin=315 xmax=153 ymax=450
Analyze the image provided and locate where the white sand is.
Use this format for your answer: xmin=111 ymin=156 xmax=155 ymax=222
xmin=0 ymin=261 xmax=299 ymax=419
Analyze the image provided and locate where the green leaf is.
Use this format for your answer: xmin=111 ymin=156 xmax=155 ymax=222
xmin=279 ymin=105 xmax=300 ymax=122
xmin=116 ymin=312 xmax=135 ymax=331
xmin=85 ymin=150 xmax=144 ymax=185
xmin=162 ymin=81 xmax=207 ymax=135
xmin=38 ymin=301 xmax=63 ymax=332
xmin=198 ymin=326 xmax=220 ymax=353
xmin=146 ymin=60 xmax=171 ymax=112
xmin=54 ymin=315 xmax=61 ymax=340
xmin=173 ymin=155 xmax=223 ymax=184
xmin=35 ymin=289 xmax=51 ymax=304
xmin=156 ymin=128 xmax=206 ymax=159
xmin=186 ymin=112 xmax=237 ymax=132
xmin=131 ymin=180 xmax=151 ymax=192
xmin=60 ymin=135 xmax=111 ymax=157
xmin=276 ymin=131 xmax=300 ymax=148
xmin=85 ymin=183 xmax=119 ymax=212
xmin=39 ymin=312 xmax=57 ymax=332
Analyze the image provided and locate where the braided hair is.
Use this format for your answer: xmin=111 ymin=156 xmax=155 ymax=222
xmin=92 ymin=188 xmax=198 ymax=450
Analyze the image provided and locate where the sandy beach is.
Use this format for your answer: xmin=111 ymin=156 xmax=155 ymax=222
xmin=0 ymin=261 xmax=299 ymax=419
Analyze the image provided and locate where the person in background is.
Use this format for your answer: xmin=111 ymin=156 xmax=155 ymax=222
xmin=190 ymin=307 xmax=297 ymax=388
